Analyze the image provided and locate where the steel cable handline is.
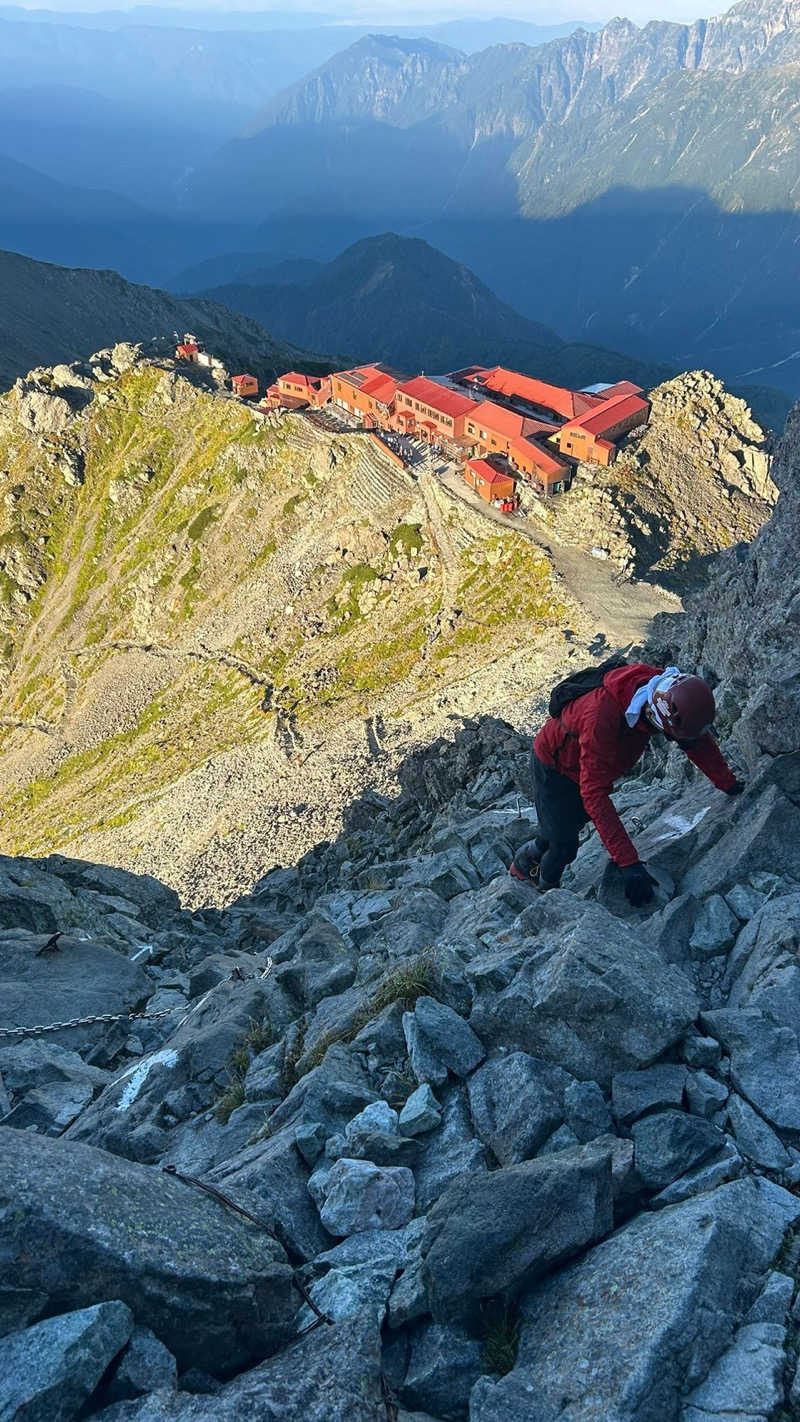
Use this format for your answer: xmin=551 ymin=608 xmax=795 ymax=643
xmin=161 ymin=1164 xmax=334 ymax=1335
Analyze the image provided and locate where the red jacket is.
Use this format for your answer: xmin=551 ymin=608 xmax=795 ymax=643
xmin=533 ymin=662 xmax=737 ymax=867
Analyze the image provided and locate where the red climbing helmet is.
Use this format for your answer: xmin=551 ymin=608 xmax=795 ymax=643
xmin=651 ymin=674 xmax=716 ymax=740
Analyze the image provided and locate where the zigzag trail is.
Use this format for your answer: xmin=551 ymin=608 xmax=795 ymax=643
xmin=73 ymin=639 xmax=273 ymax=691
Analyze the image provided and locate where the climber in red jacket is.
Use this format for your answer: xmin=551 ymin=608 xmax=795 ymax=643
xmin=510 ymin=662 xmax=743 ymax=906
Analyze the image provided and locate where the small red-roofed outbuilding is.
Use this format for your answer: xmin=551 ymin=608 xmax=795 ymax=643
xmin=232 ymin=374 xmax=259 ymax=398
xmin=464 ymin=457 xmax=516 ymax=503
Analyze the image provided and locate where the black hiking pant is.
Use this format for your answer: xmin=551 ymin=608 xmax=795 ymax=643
xmin=532 ymin=752 xmax=590 ymax=887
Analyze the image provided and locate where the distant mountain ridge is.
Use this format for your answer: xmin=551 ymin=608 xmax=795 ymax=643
xmin=195 ymin=233 xmax=675 ymax=390
xmin=0 ymin=249 xmax=328 ymax=392
xmin=0 ymin=12 xmax=601 ymax=143
xmin=194 ymin=232 xmax=790 ymax=430
xmin=177 ymin=0 xmax=800 ymax=401
xmin=187 ymin=0 xmax=800 ymax=222
xmin=247 ymin=34 xmax=461 ymax=133
xmin=0 ymin=15 xmax=335 ymax=127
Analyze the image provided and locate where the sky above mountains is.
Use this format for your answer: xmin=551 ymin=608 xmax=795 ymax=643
xmin=1 ymin=1 xmax=726 ymax=27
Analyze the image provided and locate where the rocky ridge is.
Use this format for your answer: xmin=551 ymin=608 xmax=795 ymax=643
xmin=0 ymin=247 xmax=330 ymax=396
xmin=529 ymin=370 xmax=775 ymax=586
xmin=656 ymin=398 xmax=800 ymax=766
xmin=0 ymin=404 xmax=799 ymax=1419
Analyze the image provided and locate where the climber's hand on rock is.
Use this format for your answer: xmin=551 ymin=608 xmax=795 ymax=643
xmin=621 ymin=861 xmax=658 ymax=907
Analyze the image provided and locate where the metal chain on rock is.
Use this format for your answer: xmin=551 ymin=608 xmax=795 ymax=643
xmin=0 ymin=1005 xmax=177 ymax=1040
xmin=0 ymin=957 xmax=274 ymax=1040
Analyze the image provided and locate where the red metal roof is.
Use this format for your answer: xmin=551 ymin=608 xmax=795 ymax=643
xmin=335 ymin=363 xmax=406 ymax=391
xmin=468 ymin=401 xmax=527 ymax=439
xmin=509 ymin=437 xmax=569 ymax=477
xmin=280 ymin=371 xmax=314 ymax=388
xmin=468 ymin=400 xmax=557 ymax=442
xmin=477 ymin=367 xmax=600 ymax=421
xmin=342 ymin=364 xmax=384 ymax=386
xmin=563 ymin=393 xmax=649 ymax=437
xmin=397 ymin=377 xmax=479 ymax=420
xmin=593 ymin=380 xmax=644 ymax=400
xmin=360 ymin=373 xmax=400 ymax=404
xmin=466 ymin=458 xmax=513 ymax=486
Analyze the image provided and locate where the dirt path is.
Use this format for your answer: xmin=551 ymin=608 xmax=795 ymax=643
xmin=433 ymin=464 xmax=681 ymax=646
xmin=415 ymin=465 xmax=467 ymax=657
xmin=73 ymin=638 xmax=273 ymax=692
xmin=0 ymin=714 xmax=52 ymax=734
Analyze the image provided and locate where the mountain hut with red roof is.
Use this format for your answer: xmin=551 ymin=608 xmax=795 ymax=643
xmin=463 ymin=457 xmax=517 ymax=505
xmin=556 ymin=389 xmax=650 ymax=465
xmin=331 ymin=364 xmax=406 ymax=426
xmin=264 ymin=371 xmax=332 ymax=410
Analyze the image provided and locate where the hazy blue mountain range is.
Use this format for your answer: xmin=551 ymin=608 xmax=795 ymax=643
xmin=0 ymin=14 xmax=364 ymax=213
xmin=0 ymin=86 xmax=219 ymax=206
xmin=0 ymin=16 xmax=319 ymax=129
xmin=0 ymin=4 xmax=597 ymax=47
xmin=174 ymin=0 xmax=800 ymax=398
xmin=194 ymin=232 xmax=791 ymax=430
xmin=0 ymin=6 xmax=335 ymax=27
xmin=0 ymin=152 xmax=254 ymax=287
xmin=0 ymin=150 xmax=140 ymax=223
xmin=184 ymin=3 xmax=800 ymax=221
xmin=0 ymin=248 xmax=329 ymax=392
xmin=1 ymin=0 xmax=798 ymax=400
xmin=0 ymin=10 xmax=597 ymax=212
xmin=0 ymin=148 xmax=174 ymax=275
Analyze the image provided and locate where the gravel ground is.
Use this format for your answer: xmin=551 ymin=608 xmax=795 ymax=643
xmin=54 ymin=631 xmax=581 ymax=906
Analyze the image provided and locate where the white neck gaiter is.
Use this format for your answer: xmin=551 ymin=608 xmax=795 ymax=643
xmin=625 ymin=667 xmax=681 ymax=729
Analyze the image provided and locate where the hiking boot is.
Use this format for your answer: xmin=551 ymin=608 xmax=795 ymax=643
xmin=509 ymin=841 xmax=543 ymax=884
xmin=510 ymin=841 xmax=561 ymax=892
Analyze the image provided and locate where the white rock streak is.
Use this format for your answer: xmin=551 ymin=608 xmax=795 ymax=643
xmin=115 ymin=1049 xmax=178 ymax=1112
xmin=653 ymin=806 xmax=710 ymax=842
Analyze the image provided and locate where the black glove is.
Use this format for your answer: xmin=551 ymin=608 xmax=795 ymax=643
xmin=621 ymin=861 xmax=658 ymax=907
xmin=725 ymin=779 xmax=745 ymax=796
